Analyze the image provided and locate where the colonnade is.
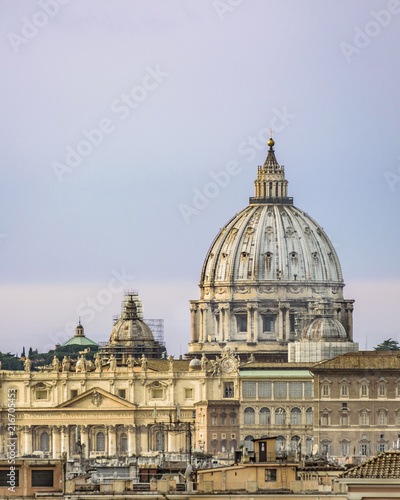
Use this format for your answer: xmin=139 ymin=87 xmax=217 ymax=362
xmin=0 ymin=423 xmax=188 ymax=460
xmin=192 ymin=303 xmax=293 ymax=344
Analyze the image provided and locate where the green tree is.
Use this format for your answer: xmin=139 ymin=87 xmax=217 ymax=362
xmin=374 ymin=338 xmax=400 ymax=351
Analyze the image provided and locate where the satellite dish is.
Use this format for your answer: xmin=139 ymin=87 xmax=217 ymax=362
xmin=185 ymin=464 xmax=193 ymax=478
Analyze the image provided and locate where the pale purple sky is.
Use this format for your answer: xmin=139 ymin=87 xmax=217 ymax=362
xmin=1 ymin=0 xmax=400 ymax=356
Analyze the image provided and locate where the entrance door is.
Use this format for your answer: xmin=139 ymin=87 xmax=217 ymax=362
xmin=259 ymin=442 xmax=266 ymax=462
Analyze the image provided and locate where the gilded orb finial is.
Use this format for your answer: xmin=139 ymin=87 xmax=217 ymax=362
xmin=268 ymin=128 xmax=275 ymax=148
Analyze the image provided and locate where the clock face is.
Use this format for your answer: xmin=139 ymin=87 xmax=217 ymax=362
xmin=222 ymin=358 xmax=234 ymax=373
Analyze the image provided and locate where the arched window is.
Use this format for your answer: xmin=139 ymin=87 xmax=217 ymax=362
xmin=244 ymin=407 xmax=255 ymax=425
xmin=259 ymin=407 xmax=271 ymax=425
xmin=290 ymin=435 xmax=301 ymax=452
xmin=306 ymin=407 xmax=313 ymax=425
xmin=156 ymin=431 xmax=165 ymax=451
xmin=290 ymin=407 xmax=302 ymax=425
xmin=96 ymin=432 xmax=105 ymax=452
xmin=306 ymin=436 xmax=313 ymax=455
xmin=244 ymin=435 xmax=254 ymax=452
xmin=275 ymin=407 xmax=286 ymax=425
xmin=120 ymin=433 xmax=128 ymax=453
xmin=40 ymin=432 xmax=49 ymax=452
xmin=276 ymin=435 xmax=286 ymax=454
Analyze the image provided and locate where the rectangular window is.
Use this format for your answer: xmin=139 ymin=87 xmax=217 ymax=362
xmin=0 ymin=469 xmax=19 ymax=487
xmin=31 ymin=469 xmax=54 ymax=487
xmin=289 ymin=381 xmax=302 ymax=398
xmin=9 ymin=389 xmax=18 ymax=401
xmin=237 ymin=315 xmax=247 ymax=333
xmin=341 ymin=385 xmax=348 ymax=397
xmin=341 ymin=442 xmax=349 ymax=456
xmin=342 ymin=415 xmax=348 ymax=426
xmin=361 ymin=385 xmax=368 ymax=397
xmin=321 ymin=443 xmax=330 ymax=455
xmin=379 ymin=385 xmax=386 ymax=397
xmin=378 ymin=443 xmax=386 ymax=452
xmin=36 ymin=390 xmax=48 ymax=400
xmin=212 ymin=416 xmax=217 ymax=426
xmin=262 ymin=315 xmax=274 ymax=332
xmin=258 ymin=381 xmax=272 ymax=398
xmin=274 ymin=381 xmax=287 ymax=398
xmin=378 ymin=413 xmax=386 ymax=425
xmin=152 ymin=389 xmax=163 ymax=399
xmin=304 ymin=382 xmax=313 ymax=398
xmin=289 ymin=313 xmax=296 ymax=332
xmin=322 ymin=384 xmax=329 ymax=397
xmin=70 ymin=390 xmax=78 ymax=399
xmin=265 ymin=469 xmax=277 ymax=481
xmin=359 ymin=444 xmax=368 ymax=456
xmin=223 ymin=382 xmax=234 ymax=398
xmin=118 ymin=389 xmax=126 ymax=399
xmin=243 ymin=381 xmax=256 ymax=398
xmin=321 ymin=414 xmax=328 ymax=426
xmin=184 ymin=388 xmax=193 ymax=399
xmin=361 ymin=413 xmax=369 ymax=425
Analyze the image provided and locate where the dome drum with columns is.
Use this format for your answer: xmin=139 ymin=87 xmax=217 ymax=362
xmin=187 ymin=138 xmax=358 ymax=362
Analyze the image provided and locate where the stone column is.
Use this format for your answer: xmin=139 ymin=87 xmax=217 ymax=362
xmin=81 ymin=426 xmax=89 ymax=459
xmin=61 ymin=426 xmax=70 ymax=456
xmin=346 ymin=302 xmax=354 ymax=341
xmin=247 ymin=306 xmax=252 ymax=342
xmin=218 ymin=306 xmax=224 ymax=342
xmin=51 ymin=426 xmax=61 ymax=459
xmin=224 ymin=305 xmax=229 ymax=342
xmin=108 ymin=425 xmax=117 ymax=456
xmin=127 ymin=425 xmax=136 ymax=456
xmin=278 ymin=306 xmax=284 ymax=341
xmin=23 ymin=426 xmax=32 ymax=455
xmin=190 ymin=305 xmax=197 ymax=342
xmin=253 ymin=306 xmax=259 ymax=342
xmin=0 ymin=425 xmax=5 ymax=457
xmin=200 ymin=306 xmax=208 ymax=343
xmin=285 ymin=308 xmax=290 ymax=341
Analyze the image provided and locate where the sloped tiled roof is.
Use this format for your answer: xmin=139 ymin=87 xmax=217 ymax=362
xmin=339 ymin=451 xmax=400 ymax=479
xmin=312 ymin=351 xmax=400 ymax=371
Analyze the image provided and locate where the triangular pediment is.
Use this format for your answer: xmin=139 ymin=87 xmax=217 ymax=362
xmin=56 ymin=387 xmax=136 ymax=409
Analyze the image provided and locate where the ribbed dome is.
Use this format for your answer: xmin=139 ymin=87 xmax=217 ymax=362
xmin=188 ymin=137 xmax=355 ymax=363
xmin=109 ymin=318 xmax=154 ymax=345
xmin=201 ymin=204 xmax=343 ymax=285
xmin=302 ymin=317 xmax=347 ymax=340
xmin=109 ymin=293 xmax=154 ymax=346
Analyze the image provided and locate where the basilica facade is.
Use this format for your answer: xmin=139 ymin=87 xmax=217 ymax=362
xmin=2 ymin=137 xmax=398 ymax=466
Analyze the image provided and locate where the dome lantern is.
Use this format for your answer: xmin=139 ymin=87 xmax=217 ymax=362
xmin=250 ymin=137 xmax=292 ymax=205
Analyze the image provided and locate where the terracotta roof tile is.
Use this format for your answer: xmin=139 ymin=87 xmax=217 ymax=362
xmin=340 ymin=451 xmax=400 ymax=479
xmin=312 ymin=351 xmax=400 ymax=371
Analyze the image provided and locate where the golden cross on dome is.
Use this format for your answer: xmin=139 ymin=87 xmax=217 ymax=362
xmin=268 ymin=128 xmax=275 ymax=139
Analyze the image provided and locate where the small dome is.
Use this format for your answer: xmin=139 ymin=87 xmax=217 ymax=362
xmin=302 ymin=317 xmax=347 ymax=341
xmin=109 ymin=293 xmax=154 ymax=346
xmin=189 ymin=358 xmax=201 ymax=367
xmin=109 ymin=318 xmax=154 ymax=345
